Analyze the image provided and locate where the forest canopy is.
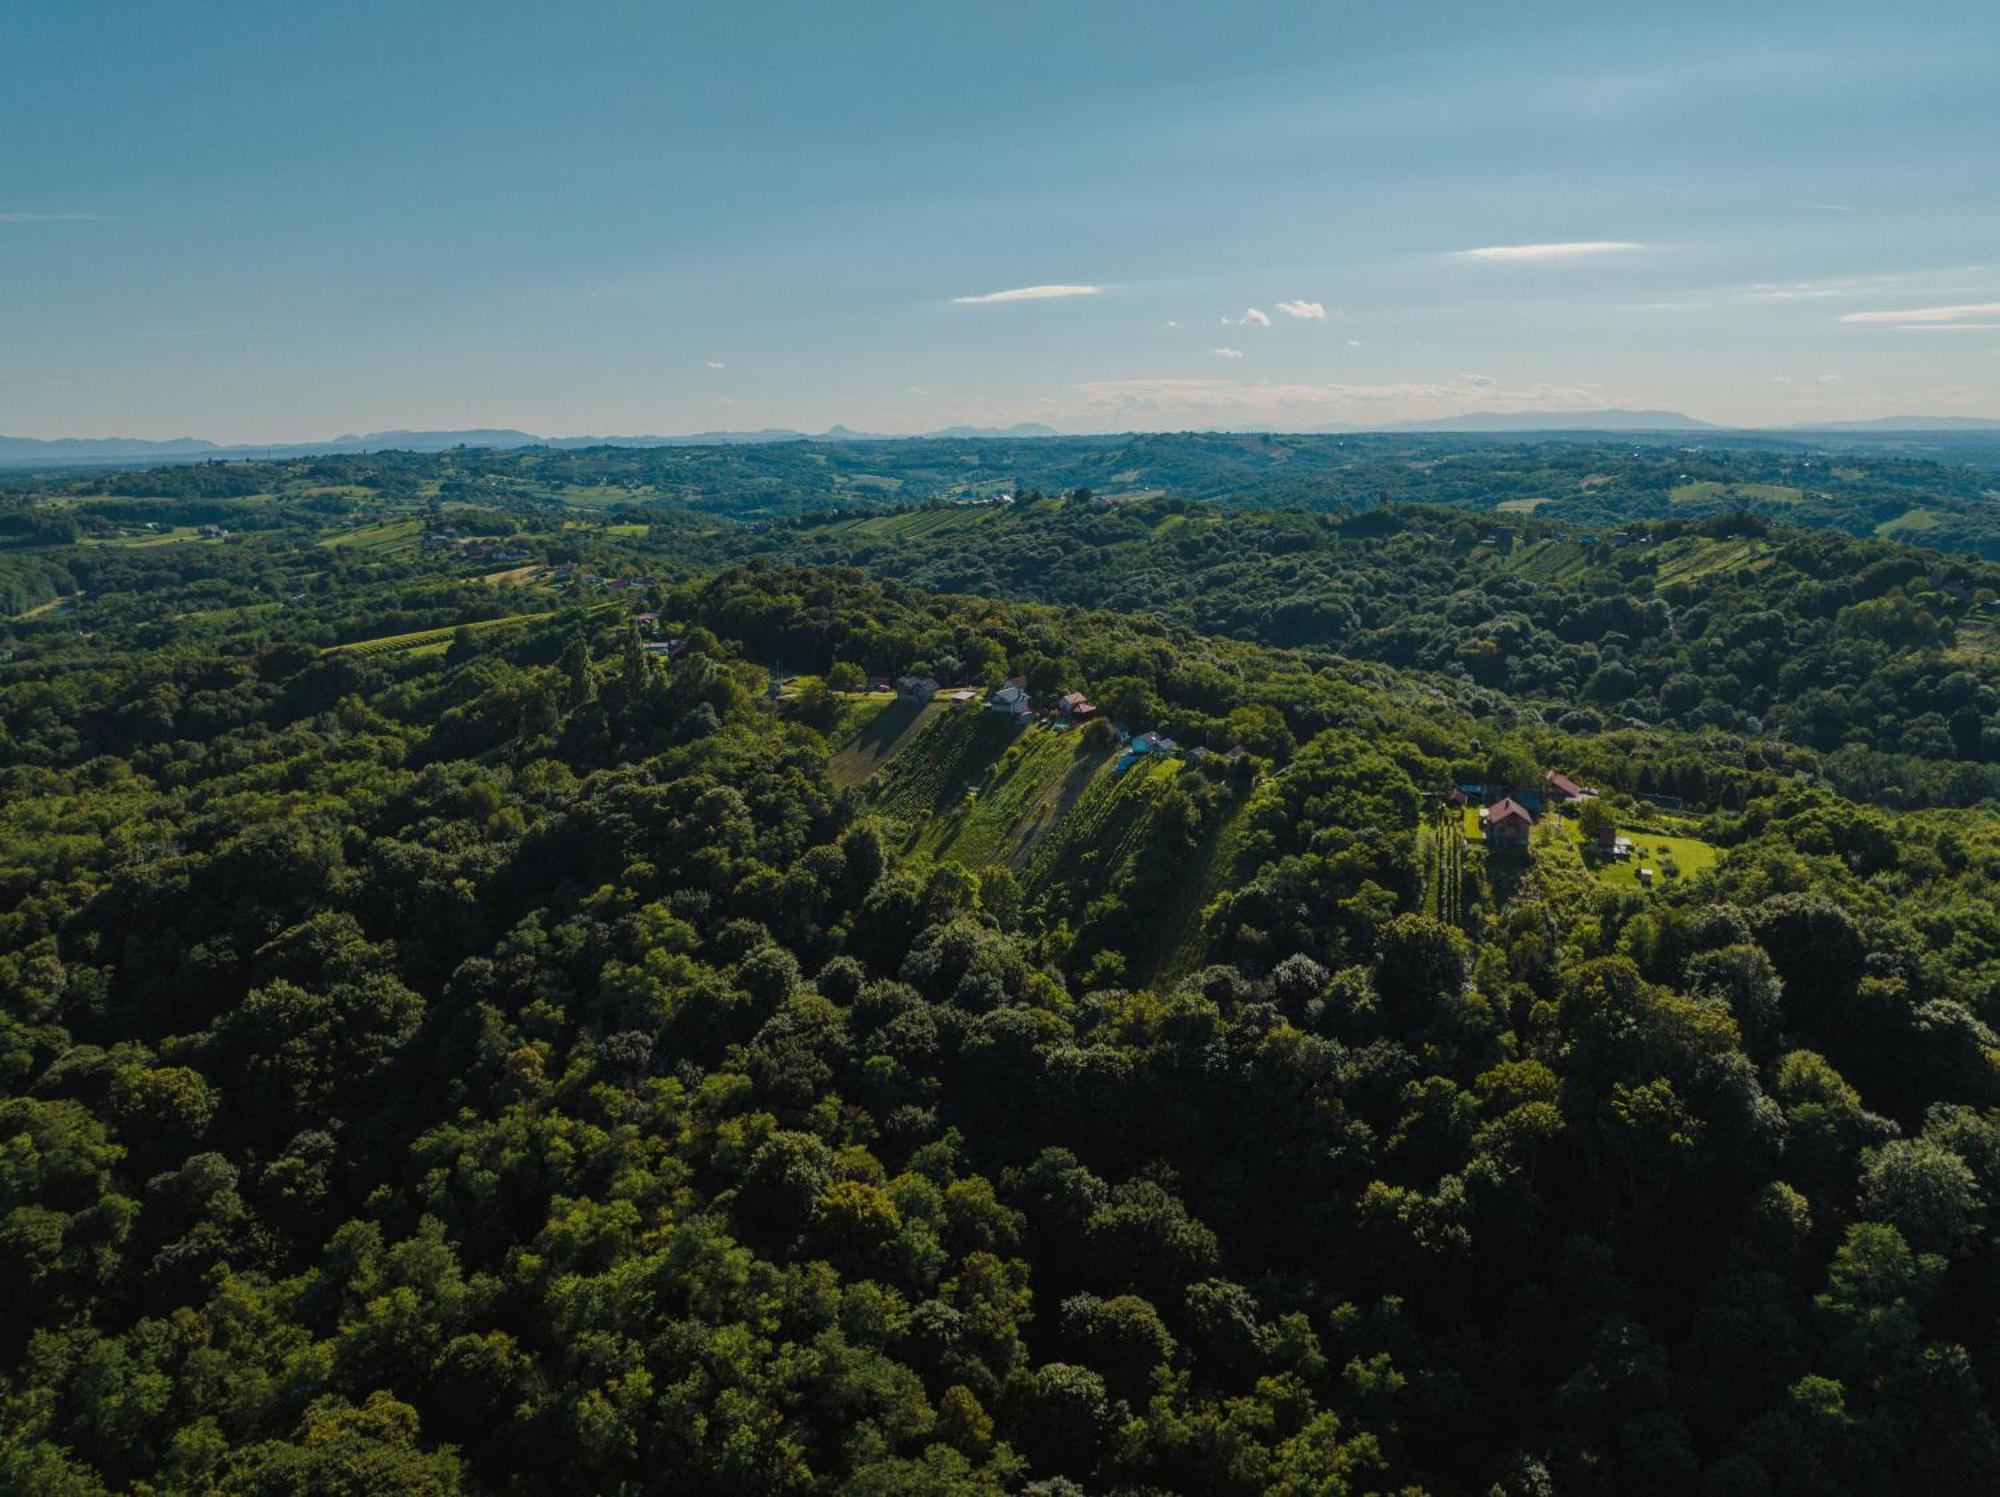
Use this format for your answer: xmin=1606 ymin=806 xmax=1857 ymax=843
xmin=4 ymin=447 xmax=2000 ymax=1493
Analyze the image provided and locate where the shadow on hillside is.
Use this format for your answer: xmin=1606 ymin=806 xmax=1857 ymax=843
xmin=1009 ymin=745 xmax=1114 ymax=866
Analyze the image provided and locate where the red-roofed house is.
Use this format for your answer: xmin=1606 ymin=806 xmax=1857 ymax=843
xmin=1058 ymin=690 xmax=1095 ymax=719
xmin=1546 ymin=770 xmax=1590 ymax=801
xmin=1485 ymin=797 xmax=1534 ymax=846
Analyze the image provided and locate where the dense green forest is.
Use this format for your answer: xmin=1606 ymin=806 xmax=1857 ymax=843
xmin=6 ymin=451 xmax=2000 ymax=1492
xmin=719 ymin=498 xmax=2000 ymax=808
xmin=8 ymin=428 xmax=2000 ymax=555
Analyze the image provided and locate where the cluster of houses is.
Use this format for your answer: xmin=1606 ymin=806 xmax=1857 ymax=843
xmin=421 ymin=529 xmax=537 ymax=565
xmin=1448 ymin=769 xmax=1635 ymax=857
xmin=629 ymin=613 xmax=688 ymax=659
xmin=862 ymin=670 xmax=1246 ymax=773
xmin=885 ymin=673 xmax=1098 ymax=729
xmin=546 ymin=564 xmax=657 ymax=592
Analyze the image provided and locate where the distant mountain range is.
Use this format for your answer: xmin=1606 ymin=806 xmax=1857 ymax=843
xmin=6 ymin=413 xmax=2000 ymax=467
xmin=0 ymin=422 xmax=1065 ymax=466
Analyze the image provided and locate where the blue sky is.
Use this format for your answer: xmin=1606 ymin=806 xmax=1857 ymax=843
xmin=4 ymin=0 xmax=1996 ymax=439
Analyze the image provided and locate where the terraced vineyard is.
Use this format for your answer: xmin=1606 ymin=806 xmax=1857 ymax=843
xmin=1150 ymin=793 xmax=1254 ymax=984
xmin=817 ymin=506 xmax=1005 ymax=543
xmin=1421 ymin=804 xmax=1469 ymax=927
xmin=1651 ymin=536 xmax=1774 ymax=585
xmin=318 ymin=517 xmax=423 ymax=554
xmin=869 ymin=704 xmax=1025 ymax=825
xmin=1022 ymin=753 xmax=1186 ymax=912
xmin=913 ymin=724 xmax=1103 ymax=869
xmin=1503 ymin=538 xmax=1594 ymax=583
xmin=328 ymin=609 xmax=555 ymax=657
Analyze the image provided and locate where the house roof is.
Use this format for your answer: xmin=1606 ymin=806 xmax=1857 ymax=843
xmin=1546 ymin=770 xmax=1587 ymax=797
xmin=1488 ymin=796 xmax=1534 ymax=826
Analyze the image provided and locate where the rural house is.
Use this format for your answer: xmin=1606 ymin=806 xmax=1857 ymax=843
xmin=896 ymin=675 xmax=940 ymax=703
xmin=1484 ymin=796 xmax=1534 ymax=846
xmin=1058 ymin=690 xmax=1096 ymax=719
xmin=1546 ymin=770 xmax=1591 ymax=801
xmin=987 ymin=683 xmax=1032 ymax=719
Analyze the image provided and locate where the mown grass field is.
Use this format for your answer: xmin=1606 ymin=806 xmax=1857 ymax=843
xmin=1574 ymin=820 xmax=1721 ymax=891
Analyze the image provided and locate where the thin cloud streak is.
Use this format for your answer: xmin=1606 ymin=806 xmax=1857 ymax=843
xmin=1276 ymin=300 xmax=1326 ymax=319
xmin=950 ymin=283 xmax=1100 ymax=305
xmin=1842 ymin=302 xmax=2000 ymax=324
xmin=1456 ymin=241 xmax=1642 ymax=262
xmin=0 ymin=212 xmax=115 ymax=222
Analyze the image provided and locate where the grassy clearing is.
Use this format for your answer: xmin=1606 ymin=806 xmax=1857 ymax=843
xmin=1496 ymin=497 xmax=1551 ymax=513
xmin=1151 ymin=794 xmax=1255 ymax=984
xmin=1669 ymin=480 xmax=1802 ymax=506
xmin=14 ymin=593 xmax=79 ymax=620
xmin=1877 ymin=507 xmax=1942 ymax=538
xmin=482 ymin=564 xmax=542 ymax=586
xmin=1949 ymin=615 xmax=2000 ymax=660
xmin=79 ymin=526 xmax=208 ymax=548
xmin=828 ymin=697 xmax=942 ymax=790
xmin=1574 ymin=819 xmax=1720 ymax=892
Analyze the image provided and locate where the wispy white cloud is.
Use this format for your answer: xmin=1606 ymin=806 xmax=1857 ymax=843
xmin=1841 ymin=301 xmax=2000 ymax=324
xmin=951 ymin=283 xmax=1100 ymax=305
xmin=1890 ymin=323 xmax=2000 ymax=331
xmin=1275 ymin=300 xmax=1326 ymax=319
xmin=1221 ymin=308 xmax=1271 ymax=327
xmin=1817 ymin=373 xmax=1843 ymax=385
xmin=705 ymin=360 xmax=726 ymax=370
xmin=1213 ymin=346 xmax=1246 ymax=359
xmin=1346 ymin=339 xmax=1364 ymax=347
xmin=1165 ymin=320 xmax=1180 ymax=328
xmin=1456 ymin=240 xmax=1642 ymax=263
xmin=0 ymin=211 xmax=115 ymax=223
